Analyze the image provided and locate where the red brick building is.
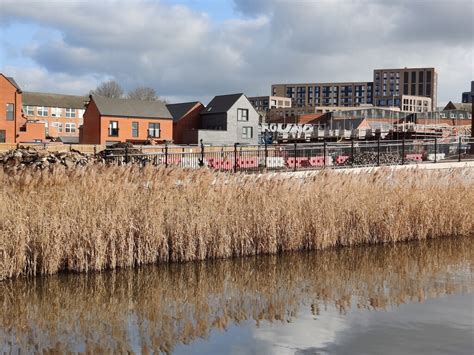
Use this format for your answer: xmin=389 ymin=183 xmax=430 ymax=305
xmin=166 ymin=101 xmax=204 ymax=144
xmin=0 ymin=74 xmax=45 ymax=143
xmin=22 ymin=92 xmax=87 ymax=143
xmin=80 ymin=95 xmax=173 ymax=145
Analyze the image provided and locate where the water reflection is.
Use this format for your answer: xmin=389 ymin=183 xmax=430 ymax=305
xmin=0 ymin=237 xmax=472 ymax=353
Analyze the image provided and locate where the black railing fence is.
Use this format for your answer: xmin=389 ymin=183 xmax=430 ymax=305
xmin=102 ymin=137 xmax=474 ymax=173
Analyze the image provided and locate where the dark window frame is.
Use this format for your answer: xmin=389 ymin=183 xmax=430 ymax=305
xmin=108 ymin=121 xmax=119 ymax=137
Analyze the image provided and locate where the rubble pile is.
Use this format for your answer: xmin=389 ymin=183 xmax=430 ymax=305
xmin=340 ymin=152 xmax=416 ymax=166
xmin=98 ymin=142 xmax=142 ymax=158
xmin=0 ymin=146 xmax=98 ymax=170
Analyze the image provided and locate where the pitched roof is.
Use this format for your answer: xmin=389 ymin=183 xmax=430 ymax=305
xmin=201 ymin=93 xmax=244 ymax=115
xmin=443 ymin=101 xmax=472 ymax=113
xmin=91 ymin=95 xmax=172 ymax=119
xmin=23 ymin=92 xmax=87 ymax=109
xmin=298 ymin=113 xmax=325 ymax=124
xmin=6 ymin=77 xmax=21 ymax=91
xmin=166 ymin=101 xmax=201 ymax=122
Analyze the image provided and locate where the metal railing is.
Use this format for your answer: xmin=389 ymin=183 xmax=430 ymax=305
xmin=101 ymin=137 xmax=474 ymax=173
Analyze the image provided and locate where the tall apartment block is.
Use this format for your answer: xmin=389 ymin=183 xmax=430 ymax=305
xmin=248 ymin=95 xmax=292 ymax=112
xmin=373 ymin=67 xmax=437 ymax=111
xmin=271 ymin=82 xmax=373 ymax=108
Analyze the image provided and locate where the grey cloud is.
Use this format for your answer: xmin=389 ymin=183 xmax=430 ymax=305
xmin=0 ymin=0 xmax=472 ymax=104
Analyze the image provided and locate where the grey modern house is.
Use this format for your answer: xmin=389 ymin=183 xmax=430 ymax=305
xmin=198 ymin=93 xmax=259 ymax=145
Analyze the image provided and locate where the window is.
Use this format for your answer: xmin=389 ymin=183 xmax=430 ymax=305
xmin=237 ymin=108 xmax=249 ymax=121
xmin=78 ymin=109 xmax=85 ymax=119
xmin=148 ymin=122 xmax=160 ymax=138
xmin=23 ymin=105 xmax=34 ymax=116
xmin=66 ymin=108 xmax=76 ymax=118
xmin=6 ymin=103 xmax=14 ymax=120
xmin=242 ymin=126 xmax=253 ymax=139
xmin=65 ymin=123 xmax=76 ymax=133
xmin=51 ymin=107 xmax=62 ymax=117
xmin=132 ymin=122 xmax=139 ymax=137
xmin=38 ymin=106 xmax=48 ymax=117
xmin=108 ymin=121 xmax=119 ymax=136
xmin=52 ymin=122 xmax=63 ymax=133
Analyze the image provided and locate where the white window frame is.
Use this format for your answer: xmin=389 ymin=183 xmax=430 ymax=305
xmin=23 ymin=105 xmax=35 ymax=116
xmin=51 ymin=107 xmax=62 ymax=117
xmin=65 ymin=123 xmax=76 ymax=133
xmin=38 ymin=106 xmax=48 ymax=117
xmin=52 ymin=122 xmax=63 ymax=133
xmin=242 ymin=126 xmax=253 ymax=139
xmin=148 ymin=122 xmax=160 ymax=138
xmin=237 ymin=108 xmax=249 ymax=121
xmin=66 ymin=108 xmax=76 ymax=118
xmin=77 ymin=109 xmax=85 ymax=119
xmin=132 ymin=122 xmax=139 ymax=138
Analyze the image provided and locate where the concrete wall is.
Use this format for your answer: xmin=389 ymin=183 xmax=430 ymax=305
xmin=198 ymin=129 xmax=236 ymax=146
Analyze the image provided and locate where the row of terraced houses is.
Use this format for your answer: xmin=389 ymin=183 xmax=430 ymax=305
xmin=0 ymin=73 xmax=261 ymax=146
xmin=1 ymin=68 xmax=473 ymax=145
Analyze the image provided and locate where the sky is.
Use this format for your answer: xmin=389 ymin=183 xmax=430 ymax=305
xmin=0 ymin=0 xmax=473 ymax=105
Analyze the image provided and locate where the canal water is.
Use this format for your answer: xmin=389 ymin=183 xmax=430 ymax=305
xmin=1 ymin=237 xmax=472 ymax=354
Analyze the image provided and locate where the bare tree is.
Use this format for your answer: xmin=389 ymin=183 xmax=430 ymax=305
xmin=127 ymin=86 xmax=160 ymax=101
xmin=90 ymin=80 xmax=124 ymax=98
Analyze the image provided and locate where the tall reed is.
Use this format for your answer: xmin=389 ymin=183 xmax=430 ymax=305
xmin=0 ymin=166 xmax=473 ymax=280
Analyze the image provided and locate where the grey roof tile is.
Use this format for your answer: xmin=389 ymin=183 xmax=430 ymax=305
xmin=92 ymin=95 xmax=172 ymax=119
xmin=166 ymin=101 xmax=201 ymax=122
xmin=201 ymin=93 xmax=243 ymax=115
xmin=23 ymin=92 xmax=87 ymax=109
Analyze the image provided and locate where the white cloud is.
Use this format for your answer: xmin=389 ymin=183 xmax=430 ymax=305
xmin=0 ymin=0 xmax=472 ymax=104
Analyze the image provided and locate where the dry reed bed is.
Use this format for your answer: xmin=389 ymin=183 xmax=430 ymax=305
xmin=0 ymin=237 xmax=471 ymax=353
xmin=0 ymin=165 xmax=473 ymax=280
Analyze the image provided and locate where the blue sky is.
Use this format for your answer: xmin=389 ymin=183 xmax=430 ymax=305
xmin=1 ymin=0 xmax=473 ymax=105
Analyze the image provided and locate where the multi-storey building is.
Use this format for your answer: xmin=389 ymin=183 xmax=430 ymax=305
xmin=461 ymin=81 xmax=473 ymax=103
xmin=248 ymin=95 xmax=291 ymax=112
xmin=22 ymin=92 xmax=87 ymax=141
xmin=401 ymin=95 xmax=432 ymax=113
xmin=373 ymin=67 xmax=437 ymax=111
xmin=271 ymin=82 xmax=374 ymax=108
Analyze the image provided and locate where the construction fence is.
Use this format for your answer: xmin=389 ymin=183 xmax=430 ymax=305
xmin=102 ymin=137 xmax=474 ymax=173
